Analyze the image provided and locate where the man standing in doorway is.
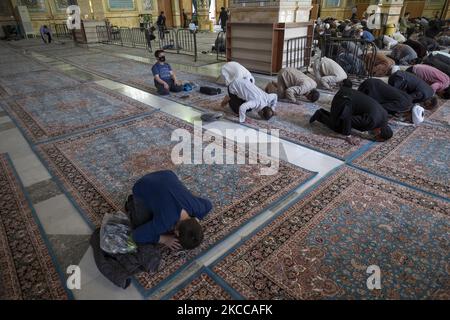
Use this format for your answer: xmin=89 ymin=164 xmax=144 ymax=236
xmin=219 ymin=7 xmax=228 ymax=32
xmin=157 ymin=11 xmax=166 ymax=40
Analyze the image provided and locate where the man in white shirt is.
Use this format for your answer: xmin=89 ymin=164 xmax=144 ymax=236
xmin=221 ymin=78 xmax=277 ymax=123
xmin=313 ymin=56 xmax=348 ymax=90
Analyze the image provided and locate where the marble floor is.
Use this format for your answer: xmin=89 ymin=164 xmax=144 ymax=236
xmin=0 ymin=39 xmax=346 ymax=299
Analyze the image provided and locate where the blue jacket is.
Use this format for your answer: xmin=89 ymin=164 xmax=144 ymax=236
xmin=132 ymin=170 xmax=212 ymax=244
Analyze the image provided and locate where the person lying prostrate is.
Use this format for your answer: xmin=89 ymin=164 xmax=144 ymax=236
xmin=129 ymin=170 xmax=212 ymax=250
xmin=389 ymin=44 xmax=419 ymax=66
xmin=220 ymin=61 xmax=255 ymax=85
xmin=221 ymin=78 xmax=277 ymax=123
xmin=265 ymin=67 xmax=320 ymax=103
xmin=388 ymin=70 xmax=437 ymax=109
xmin=358 ymin=78 xmax=413 ymax=114
xmin=310 ymin=86 xmax=393 ymax=145
xmin=313 ymin=56 xmax=348 ymax=90
xmin=407 ymin=64 xmax=450 ymax=97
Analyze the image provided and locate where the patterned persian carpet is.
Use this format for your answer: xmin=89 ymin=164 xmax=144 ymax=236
xmin=352 ymin=124 xmax=450 ymax=199
xmin=169 ymin=272 xmax=233 ymax=300
xmin=0 ymin=70 xmax=80 ymax=98
xmin=2 ymin=83 xmax=154 ymax=143
xmin=36 ymin=112 xmax=315 ymax=292
xmin=0 ymin=154 xmax=69 ymax=300
xmin=0 ymin=60 xmax=47 ymax=77
xmin=427 ymin=99 xmax=450 ymax=127
xmin=213 ymin=166 xmax=450 ymax=299
xmin=58 ymin=57 xmax=370 ymax=160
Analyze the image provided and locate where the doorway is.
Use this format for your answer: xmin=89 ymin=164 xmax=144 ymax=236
xmin=157 ymin=0 xmax=174 ymax=27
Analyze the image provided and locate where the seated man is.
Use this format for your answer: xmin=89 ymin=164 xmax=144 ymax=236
xmin=406 ymin=64 xmax=450 ymax=97
xmin=365 ymin=52 xmax=395 ymax=77
xmin=388 ymin=44 xmax=419 ymax=65
xmin=152 ymin=50 xmax=183 ymax=95
xmin=128 ymin=170 xmax=212 ymax=250
xmin=358 ymin=78 xmax=413 ymax=115
xmin=313 ymin=56 xmax=348 ymax=90
xmin=265 ymin=67 xmax=320 ymax=103
xmin=221 ymin=78 xmax=277 ymax=123
xmin=40 ymin=25 xmax=52 ymax=44
xmin=388 ymin=70 xmax=437 ymax=109
xmin=310 ymin=86 xmax=393 ymax=145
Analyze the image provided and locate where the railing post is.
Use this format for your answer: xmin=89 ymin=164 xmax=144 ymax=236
xmin=176 ymin=29 xmax=180 ymax=54
xmin=193 ymin=31 xmax=197 ymax=62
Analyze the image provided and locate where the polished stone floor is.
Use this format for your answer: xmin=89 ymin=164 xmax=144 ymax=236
xmin=0 ymin=38 xmax=345 ymax=299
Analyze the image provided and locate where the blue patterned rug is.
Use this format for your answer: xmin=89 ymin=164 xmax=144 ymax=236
xmin=213 ymin=166 xmax=450 ymax=299
xmin=0 ymin=154 xmax=69 ymax=299
xmin=56 ymin=57 xmax=372 ymax=160
xmin=0 ymin=70 xmax=80 ymax=98
xmin=36 ymin=112 xmax=316 ymax=293
xmin=2 ymin=83 xmax=155 ymax=143
xmin=352 ymin=124 xmax=450 ymax=199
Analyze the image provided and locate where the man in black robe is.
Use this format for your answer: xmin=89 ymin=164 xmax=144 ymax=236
xmin=358 ymin=78 xmax=413 ymax=114
xmin=388 ymin=70 xmax=437 ymax=109
xmin=310 ymin=87 xmax=393 ymax=144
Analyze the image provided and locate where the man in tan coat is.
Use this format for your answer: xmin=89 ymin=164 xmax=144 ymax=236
xmin=266 ymin=67 xmax=320 ymax=103
xmin=365 ymin=52 xmax=395 ymax=77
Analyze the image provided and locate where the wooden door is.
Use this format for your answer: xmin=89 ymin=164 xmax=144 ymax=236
xmin=157 ymin=0 xmax=174 ymax=27
xmin=402 ymin=1 xmax=426 ymax=19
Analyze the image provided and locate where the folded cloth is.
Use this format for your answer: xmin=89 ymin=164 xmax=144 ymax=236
xmin=90 ymin=228 xmax=161 ymax=289
xmin=200 ymin=112 xmax=224 ymax=122
xmin=200 ymin=86 xmax=222 ymax=95
xmin=412 ymin=105 xmax=425 ymax=125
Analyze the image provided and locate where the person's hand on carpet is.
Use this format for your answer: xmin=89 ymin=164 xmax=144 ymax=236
xmin=160 ymin=234 xmax=182 ymax=251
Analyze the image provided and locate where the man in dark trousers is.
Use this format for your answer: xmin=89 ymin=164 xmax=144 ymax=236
xmin=219 ymin=7 xmax=228 ymax=31
xmin=127 ymin=170 xmax=213 ymax=250
xmin=358 ymin=78 xmax=413 ymax=115
xmin=156 ymin=11 xmax=166 ymax=40
xmin=152 ymin=50 xmax=183 ymax=95
xmin=388 ymin=70 xmax=437 ymax=109
xmin=310 ymin=86 xmax=393 ymax=144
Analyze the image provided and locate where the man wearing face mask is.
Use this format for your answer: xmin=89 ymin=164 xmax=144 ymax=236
xmin=152 ymin=50 xmax=183 ymax=95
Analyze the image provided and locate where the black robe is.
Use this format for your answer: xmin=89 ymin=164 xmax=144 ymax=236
xmin=423 ymin=54 xmax=450 ymax=77
xmin=358 ymin=78 xmax=413 ymax=114
xmin=388 ymin=70 xmax=434 ymax=103
xmin=404 ymin=39 xmax=427 ymax=59
xmin=315 ymin=87 xmax=388 ymax=135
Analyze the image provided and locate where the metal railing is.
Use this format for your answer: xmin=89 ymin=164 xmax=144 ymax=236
xmin=96 ymin=26 xmax=198 ymax=60
xmin=215 ymin=31 xmax=226 ymax=61
xmin=320 ymin=36 xmax=377 ymax=79
xmin=285 ymin=36 xmax=312 ymax=71
xmin=51 ymin=23 xmax=73 ymax=39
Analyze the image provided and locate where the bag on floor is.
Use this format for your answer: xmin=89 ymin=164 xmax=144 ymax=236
xmin=100 ymin=211 xmax=137 ymax=254
xmin=200 ymin=86 xmax=222 ymax=95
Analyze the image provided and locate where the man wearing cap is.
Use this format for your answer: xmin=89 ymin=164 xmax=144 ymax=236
xmin=310 ymin=86 xmax=393 ymax=144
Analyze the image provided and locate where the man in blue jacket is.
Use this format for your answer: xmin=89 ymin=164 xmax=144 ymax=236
xmin=126 ymin=170 xmax=212 ymax=251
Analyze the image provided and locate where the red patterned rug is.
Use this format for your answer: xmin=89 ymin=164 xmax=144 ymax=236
xmin=213 ymin=166 xmax=450 ymax=299
xmin=35 ymin=112 xmax=315 ymax=293
xmin=0 ymin=154 xmax=69 ymax=300
xmin=169 ymin=272 xmax=233 ymax=300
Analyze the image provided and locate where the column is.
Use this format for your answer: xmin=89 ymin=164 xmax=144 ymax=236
xmin=197 ymin=0 xmax=210 ymax=30
xmin=379 ymin=0 xmax=404 ymax=27
xmin=172 ymin=0 xmax=181 ymax=27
